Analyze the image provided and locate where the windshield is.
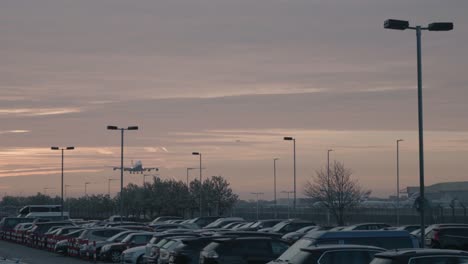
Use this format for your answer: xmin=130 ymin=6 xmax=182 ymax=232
xmin=271 ymin=222 xmax=288 ymax=232
xmin=107 ymin=231 xmax=131 ymax=242
xmin=277 ymin=238 xmax=314 ymax=261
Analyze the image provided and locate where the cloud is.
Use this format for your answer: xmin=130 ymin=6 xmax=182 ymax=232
xmin=0 ymin=108 xmax=81 ymax=116
xmin=0 ymin=130 xmax=30 ymax=135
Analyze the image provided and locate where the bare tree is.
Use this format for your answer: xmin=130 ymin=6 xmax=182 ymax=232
xmin=304 ymin=161 xmax=370 ymax=225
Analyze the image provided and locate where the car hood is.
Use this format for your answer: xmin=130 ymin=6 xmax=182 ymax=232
xmin=123 ymin=245 xmax=146 ymax=254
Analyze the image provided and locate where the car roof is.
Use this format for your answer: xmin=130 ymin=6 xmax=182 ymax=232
xmin=305 ymin=230 xmax=412 ymax=239
xmin=376 ymin=249 xmax=468 ymax=258
xmin=301 ymin=244 xmax=385 ymax=252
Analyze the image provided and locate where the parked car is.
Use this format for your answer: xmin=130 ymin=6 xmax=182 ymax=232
xmin=151 ymin=216 xmax=183 ymax=225
xmin=238 ymin=219 xmax=285 ymax=231
xmin=341 ymin=223 xmax=392 ymax=231
xmin=145 ymin=233 xmax=202 ymax=264
xmin=54 ymin=229 xmax=85 ymax=254
xmin=151 ymin=223 xmax=192 ymax=231
xmin=183 ymin=216 xmax=221 ymax=228
xmin=100 ymin=232 xmax=154 ymax=262
xmin=274 ymin=230 xmax=419 ymax=264
xmin=0 ymin=217 xmax=34 ymax=238
xmin=214 ymin=231 xmax=283 ymax=239
xmin=370 ymin=248 xmax=468 ymax=264
xmin=282 ymin=226 xmax=332 ymax=243
xmin=411 ymin=224 xmax=468 ymax=241
xmin=92 ymin=230 xmax=137 ymax=255
xmin=382 ymin=225 xmax=420 ymax=233
xmin=121 ymin=245 xmax=146 ymax=264
xmin=260 ymin=219 xmax=315 ymax=235
xmin=146 ymin=236 xmax=198 ymax=264
xmin=200 ymin=237 xmax=290 ymax=264
xmin=204 ymin=217 xmax=245 ymax=229
xmin=77 ymin=227 xmax=127 ymax=257
xmin=425 ymin=226 xmax=468 ymax=250
xmin=269 ymin=244 xmax=385 ymax=264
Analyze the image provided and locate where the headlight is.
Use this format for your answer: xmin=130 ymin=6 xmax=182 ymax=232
xmin=101 ymin=245 xmax=110 ymax=252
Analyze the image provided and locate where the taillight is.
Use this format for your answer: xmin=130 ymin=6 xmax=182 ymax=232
xmin=433 ymin=230 xmax=440 ymax=241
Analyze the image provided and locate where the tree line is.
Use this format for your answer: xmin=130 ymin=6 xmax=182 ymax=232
xmin=0 ymin=176 xmax=238 ymax=220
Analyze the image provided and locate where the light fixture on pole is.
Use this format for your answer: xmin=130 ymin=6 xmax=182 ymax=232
xmin=108 ymin=178 xmax=119 ymax=197
xmin=273 ymin=158 xmax=279 ymax=219
xmin=396 ymin=139 xmax=404 ymax=226
xmin=251 ymin=192 xmax=264 ymax=220
xmin=283 ymin=137 xmax=296 ymax=215
xmin=107 ymin=125 xmax=138 ymax=222
xmin=51 ymin=146 xmax=74 ymax=219
xmin=384 ymin=18 xmax=453 ymax=247
xmin=84 ymin=182 xmax=91 ymax=196
xmin=327 ymin=149 xmax=333 ymax=225
xmin=192 ymin=152 xmax=203 ymax=216
xmin=281 ymin=190 xmax=294 ymax=219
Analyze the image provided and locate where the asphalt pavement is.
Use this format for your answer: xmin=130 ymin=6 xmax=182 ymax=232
xmin=0 ymin=240 xmax=95 ymax=264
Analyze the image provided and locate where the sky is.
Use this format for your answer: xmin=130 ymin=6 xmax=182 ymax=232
xmin=1 ymin=0 xmax=467 ymax=200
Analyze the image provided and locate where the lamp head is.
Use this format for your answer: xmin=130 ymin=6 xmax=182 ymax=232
xmin=428 ymin=22 xmax=453 ymax=31
xmin=51 ymin=147 xmax=59 ymax=150
xmin=127 ymin=126 xmax=139 ymax=130
xmin=107 ymin=126 xmax=118 ymax=130
xmin=192 ymin=152 xmax=200 ymax=156
xmin=283 ymin=137 xmax=294 ymax=141
xmin=384 ymin=19 xmax=409 ymax=30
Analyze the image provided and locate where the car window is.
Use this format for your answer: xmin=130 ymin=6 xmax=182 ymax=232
xmin=319 ymin=250 xmax=371 ymax=264
xmin=104 ymin=229 xmax=123 ymax=237
xmin=271 ymin=240 xmax=290 ymax=255
xmin=92 ymin=230 xmax=107 ymax=237
xmin=409 ymin=257 xmax=468 ymax=264
xmin=277 ymin=238 xmax=315 ymax=261
xmin=241 ymin=240 xmax=271 ymax=255
xmin=132 ymin=235 xmax=151 ymax=244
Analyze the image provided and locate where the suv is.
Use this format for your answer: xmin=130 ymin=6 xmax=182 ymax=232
xmin=145 ymin=233 xmax=201 ymax=264
xmin=200 ymin=237 xmax=290 ymax=264
xmin=204 ymin=217 xmax=245 ymax=229
xmin=426 ymin=226 xmax=468 ymax=250
xmin=370 ymin=249 xmax=468 ymax=264
xmin=270 ymin=244 xmax=385 ymax=264
xmin=100 ymin=232 xmax=154 ymax=263
xmin=274 ymin=230 xmax=419 ymax=264
xmin=238 ymin=220 xmax=285 ymax=231
xmin=184 ymin=217 xmax=221 ymax=228
xmin=341 ymin=223 xmax=392 ymax=231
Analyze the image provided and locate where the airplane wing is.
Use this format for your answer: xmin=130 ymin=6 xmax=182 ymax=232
xmin=113 ymin=167 xmax=132 ymax=171
xmin=143 ymin=168 xmax=159 ymax=172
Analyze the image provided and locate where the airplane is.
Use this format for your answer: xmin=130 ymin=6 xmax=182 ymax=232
xmin=113 ymin=160 xmax=159 ymax=174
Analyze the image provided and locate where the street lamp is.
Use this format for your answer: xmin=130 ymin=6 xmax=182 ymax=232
xmin=107 ymin=125 xmax=138 ymax=221
xmin=384 ymin=18 xmax=453 ymax=246
xmin=281 ymin=191 xmax=294 ymax=219
xmin=108 ymin=178 xmax=119 ymax=197
xmin=251 ymin=192 xmax=264 ymax=220
xmin=192 ymin=152 xmax=203 ymax=216
xmin=51 ymin=146 xmax=75 ymax=219
xmin=186 ymin=167 xmax=205 ymax=187
xmin=396 ymin=139 xmax=404 ymax=226
xmin=273 ymin=158 xmax=279 ymax=219
xmin=84 ymin=182 xmax=91 ymax=196
xmin=327 ymin=149 xmax=333 ymax=225
xmin=283 ymin=137 xmax=296 ymax=215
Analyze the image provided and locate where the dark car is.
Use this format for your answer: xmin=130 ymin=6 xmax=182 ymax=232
xmin=184 ymin=217 xmax=221 ymax=228
xmin=100 ymin=232 xmax=154 ymax=262
xmin=412 ymin=224 xmax=468 ymax=241
xmin=166 ymin=236 xmax=233 ymax=264
xmin=370 ymin=248 xmax=468 ymax=264
xmin=146 ymin=235 xmax=200 ymax=264
xmin=274 ymin=230 xmax=419 ymax=264
xmin=54 ymin=229 xmax=85 ymax=254
xmin=214 ymin=231 xmax=283 ymax=239
xmin=238 ymin=219 xmax=285 ymax=231
xmin=270 ymin=244 xmax=385 ymax=264
xmin=92 ymin=230 xmax=137 ymax=255
xmin=261 ymin=220 xmax=316 ymax=235
xmin=341 ymin=223 xmax=392 ymax=231
xmin=425 ymin=226 xmax=468 ymax=250
xmin=282 ymin=226 xmax=332 ymax=243
xmin=200 ymin=237 xmax=290 ymax=264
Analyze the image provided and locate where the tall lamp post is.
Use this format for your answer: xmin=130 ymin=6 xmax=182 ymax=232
xmin=384 ymin=19 xmax=453 ymax=247
xmin=327 ymin=149 xmax=333 ymax=225
xmin=51 ymin=146 xmax=75 ymax=219
xmin=396 ymin=139 xmax=404 ymax=226
xmin=281 ymin=191 xmax=294 ymax=219
xmin=186 ymin=167 xmax=205 ymax=187
xmin=273 ymin=158 xmax=279 ymax=219
xmin=108 ymin=178 xmax=118 ymax=197
xmin=107 ymin=125 xmax=138 ymax=221
xmin=84 ymin=182 xmax=91 ymax=196
xmin=283 ymin=137 xmax=296 ymax=215
xmin=192 ymin=152 xmax=203 ymax=216
xmin=251 ymin=192 xmax=264 ymax=220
